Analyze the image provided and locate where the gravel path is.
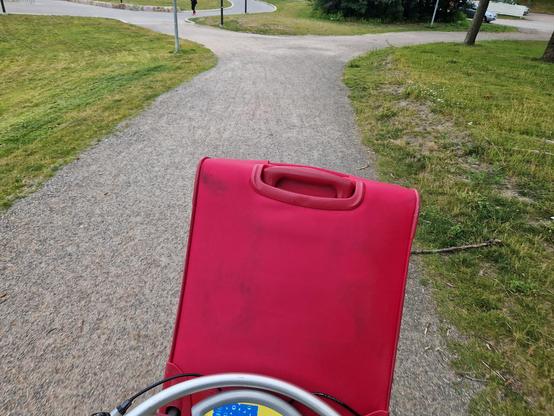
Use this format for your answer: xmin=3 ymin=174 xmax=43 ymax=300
xmin=1 ymin=2 xmax=549 ymax=415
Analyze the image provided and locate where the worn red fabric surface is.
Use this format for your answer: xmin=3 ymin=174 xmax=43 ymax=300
xmin=162 ymin=158 xmax=419 ymax=416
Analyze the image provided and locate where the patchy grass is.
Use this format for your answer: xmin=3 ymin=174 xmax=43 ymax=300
xmin=102 ymin=0 xmax=230 ymax=10
xmin=0 ymin=15 xmax=216 ymax=210
xmin=194 ymin=0 xmax=516 ymax=35
xmin=521 ymin=0 xmax=554 ymax=14
xmin=344 ymin=41 xmax=553 ymax=415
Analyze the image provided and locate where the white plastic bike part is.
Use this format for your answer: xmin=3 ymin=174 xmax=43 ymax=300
xmin=121 ymin=373 xmax=341 ymax=416
xmin=191 ymin=389 xmax=302 ymax=416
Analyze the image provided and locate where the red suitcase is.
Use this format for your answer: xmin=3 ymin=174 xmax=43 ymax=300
xmin=162 ymin=158 xmax=419 ymax=416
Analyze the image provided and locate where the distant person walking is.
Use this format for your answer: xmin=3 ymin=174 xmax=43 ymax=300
xmin=191 ymin=0 xmax=197 ymax=15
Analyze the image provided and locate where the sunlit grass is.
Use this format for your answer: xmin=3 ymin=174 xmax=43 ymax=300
xmin=344 ymin=40 xmax=553 ymax=415
xmin=101 ymin=0 xmax=230 ymax=10
xmin=0 ymin=15 xmax=216 ymax=209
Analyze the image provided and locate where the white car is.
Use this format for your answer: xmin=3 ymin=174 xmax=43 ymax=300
xmin=465 ymin=3 xmax=498 ymax=23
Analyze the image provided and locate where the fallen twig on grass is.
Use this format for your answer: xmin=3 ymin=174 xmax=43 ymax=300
xmin=411 ymin=239 xmax=502 ymax=255
xmin=481 ymin=360 xmax=506 ymax=382
xmin=456 ymin=372 xmax=487 ymax=383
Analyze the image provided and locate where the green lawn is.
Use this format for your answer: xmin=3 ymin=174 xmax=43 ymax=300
xmin=521 ymin=0 xmax=554 ymax=14
xmin=344 ymin=41 xmax=553 ymax=415
xmin=0 ymin=15 xmax=216 ymax=210
xmin=194 ymin=0 xmax=516 ymax=35
xmin=498 ymin=14 xmax=526 ymax=20
xmin=102 ymin=0 xmax=230 ymax=11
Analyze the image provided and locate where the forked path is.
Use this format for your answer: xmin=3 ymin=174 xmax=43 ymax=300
xmin=1 ymin=2 xmax=549 ymax=415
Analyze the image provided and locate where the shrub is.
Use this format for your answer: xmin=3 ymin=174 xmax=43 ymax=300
xmin=313 ymin=0 xmax=468 ymax=22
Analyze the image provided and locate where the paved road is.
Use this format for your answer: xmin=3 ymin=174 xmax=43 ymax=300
xmin=494 ymin=12 xmax=554 ymax=33
xmin=182 ymin=0 xmax=276 ymax=20
xmin=3 ymin=0 xmax=276 ymax=19
xmin=0 ymin=2 xmax=549 ymax=415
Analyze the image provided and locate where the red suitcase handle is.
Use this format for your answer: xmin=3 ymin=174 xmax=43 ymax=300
xmin=251 ymin=164 xmax=364 ymax=210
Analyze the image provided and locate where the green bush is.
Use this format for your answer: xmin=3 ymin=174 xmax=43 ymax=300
xmin=313 ymin=0 xmax=468 ymax=22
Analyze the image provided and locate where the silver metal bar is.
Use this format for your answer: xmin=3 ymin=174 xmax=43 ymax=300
xmin=124 ymin=373 xmax=341 ymax=416
xmin=172 ymin=0 xmax=180 ymax=52
xmin=430 ymin=0 xmax=440 ymax=26
xmin=191 ymin=389 xmax=302 ymax=416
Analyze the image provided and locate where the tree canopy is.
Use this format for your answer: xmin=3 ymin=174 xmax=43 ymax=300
xmin=313 ymin=0 xmax=468 ymax=22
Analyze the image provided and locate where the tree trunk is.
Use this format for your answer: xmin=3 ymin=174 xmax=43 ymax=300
xmin=543 ymin=32 xmax=554 ymax=62
xmin=465 ymin=0 xmax=490 ymax=46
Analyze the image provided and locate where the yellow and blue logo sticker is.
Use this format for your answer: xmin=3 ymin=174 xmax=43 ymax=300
xmin=207 ymin=403 xmax=281 ymax=416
